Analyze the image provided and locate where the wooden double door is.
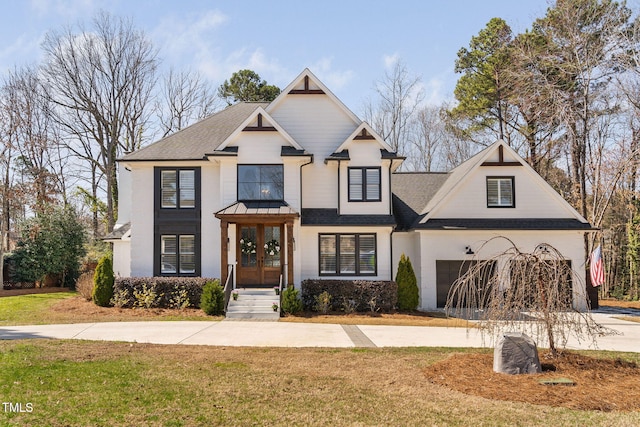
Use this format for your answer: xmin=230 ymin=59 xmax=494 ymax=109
xmin=237 ymin=224 xmax=283 ymax=286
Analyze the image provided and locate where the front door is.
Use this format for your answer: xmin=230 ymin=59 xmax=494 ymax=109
xmin=237 ymin=224 xmax=283 ymax=286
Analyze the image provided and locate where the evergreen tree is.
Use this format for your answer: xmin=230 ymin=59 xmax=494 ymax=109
xmin=396 ymin=254 xmax=419 ymax=310
xmin=92 ymin=255 xmax=114 ymax=307
xmin=218 ymin=69 xmax=281 ymax=104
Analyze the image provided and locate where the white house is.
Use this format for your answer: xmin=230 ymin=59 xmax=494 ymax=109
xmin=107 ymin=68 xmax=594 ymax=310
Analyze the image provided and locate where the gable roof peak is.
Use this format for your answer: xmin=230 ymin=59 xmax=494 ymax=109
xmin=266 ymin=68 xmax=361 ymax=125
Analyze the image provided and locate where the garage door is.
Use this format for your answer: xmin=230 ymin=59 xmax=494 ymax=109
xmin=436 ymin=260 xmax=496 ymax=308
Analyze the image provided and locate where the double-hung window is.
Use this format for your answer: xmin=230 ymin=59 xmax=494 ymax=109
xmin=487 ymin=177 xmax=515 ymax=208
xmin=319 ymin=234 xmax=376 ymax=276
xmin=160 ymin=234 xmax=196 ymax=275
xmin=160 ymin=169 xmax=196 ymax=208
xmin=348 ymin=167 xmax=381 ymax=202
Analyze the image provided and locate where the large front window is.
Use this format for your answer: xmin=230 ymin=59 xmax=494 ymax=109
xmin=319 ymin=233 xmax=376 ymax=276
xmin=160 ymin=234 xmax=196 ymax=275
xmin=238 ymin=165 xmax=284 ymax=201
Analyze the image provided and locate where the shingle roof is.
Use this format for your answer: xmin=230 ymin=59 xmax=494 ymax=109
xmin=121 ymin=102 xmax=268 ymax=161
xmin=103 ymin=222 xmax=131 ymax=240
xmin=301 ymin=209 xmax=396 ymax=226
xmin=391 ymin=173 xmax=450 ymax=230
xmin=414 ymin=218 xmax=596 ymax=230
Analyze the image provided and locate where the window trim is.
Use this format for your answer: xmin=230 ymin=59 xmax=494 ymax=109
xmin=318 ymin=233 xmax=377 ymax=276
xmin=486 ymin=176 xmax=515 ymax=208
xmin=155 ymin=167 xmax=200 ymax=210
xmin=157 ymin=232 xmax=200 ymax=277
xmin=348 ymin=167 xmax=382 ymax=202
xmin=237 ymin=164 xmax=285 ymax=201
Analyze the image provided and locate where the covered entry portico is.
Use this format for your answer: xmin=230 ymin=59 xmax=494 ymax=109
xmin=215 ymin=202 xmax=298 ymax=287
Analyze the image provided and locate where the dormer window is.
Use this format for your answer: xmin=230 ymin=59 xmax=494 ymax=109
xmin=487 ymin=176 xmax=515 ymax=208
xmin=238 ymin=165 xmax=284 ymax=201
xmin=348 ymin=167 xmax=381 ymax=202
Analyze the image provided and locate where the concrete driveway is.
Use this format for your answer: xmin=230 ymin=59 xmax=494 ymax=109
xmin=0 ymin=312 xmax=638 ymax=352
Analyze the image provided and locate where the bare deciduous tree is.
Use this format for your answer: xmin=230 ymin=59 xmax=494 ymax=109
xmin=157 ymin=68 xmax=221 ymax=138
xmin=41 ymin=11 xmax=158 ymax=232
xmin=446 ymin=237 xmax=616 ymax=356
xmin=363 ymin=59 xmax=424 ymax=157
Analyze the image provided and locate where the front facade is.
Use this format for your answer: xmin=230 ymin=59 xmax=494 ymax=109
xmin=108 ymin=69 xmax=593 ymax=310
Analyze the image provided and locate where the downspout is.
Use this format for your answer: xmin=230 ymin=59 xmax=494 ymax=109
xmin=299 ymin=156 xmax=313 ymax=211
xmin=389 ymin=159 xmax=395 ymax=280
xmin=337 ymin=160 xmax=341 ymax=215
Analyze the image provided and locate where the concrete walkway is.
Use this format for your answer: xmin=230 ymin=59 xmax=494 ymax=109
xmin=1 ymin=313 xmax=638 ymax=352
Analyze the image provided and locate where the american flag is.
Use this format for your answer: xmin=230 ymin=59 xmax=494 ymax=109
xmin=589 ymin=245 xmax=605 ymax=287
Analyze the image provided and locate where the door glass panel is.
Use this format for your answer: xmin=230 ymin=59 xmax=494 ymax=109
xmin=263 ymin=226 xmax=281 ymax=268
xmin=240 ymin=226 xmax=258 ymax=267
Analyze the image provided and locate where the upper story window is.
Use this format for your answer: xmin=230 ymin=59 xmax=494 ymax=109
xmin=238 ymin=165 xmax=284 ymax=201
xmin=348 ymin=167 xmax=381 ymax=202
xmin=159 ymin=168 xmax=197 ymax=209
xmin=487 ymin=176 xmax=515 ymax=208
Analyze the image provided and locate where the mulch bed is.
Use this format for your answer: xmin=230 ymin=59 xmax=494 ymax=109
xmin=424 ymin=351 xmax=640 ymax=411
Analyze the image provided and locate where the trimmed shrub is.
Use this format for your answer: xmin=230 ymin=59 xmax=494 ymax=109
xmin=201 ymin=279 xmax=224 ymax=315
xmin=314 ymin=291 xmax=332 ymax=314
xmin=112 ymin=277 xmax=211 ymax=309
xmin=301 ymin=280 xmax=397 ymax=313
xmin=281 ymin=285 xmax=303 ymax=315
xmin=396 ymin=254 xmax=419 ymax=310
xmin=92 ymin=256 xmax=114 ymax=307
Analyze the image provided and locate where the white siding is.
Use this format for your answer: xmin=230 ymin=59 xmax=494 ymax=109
xmin=416 ymin=230 xmax=587 ymax=311
xmin=339 ymin=143 xmax=392 ymax=215
xmin=112 ymin=240 xmax=131 ymax=278
xmin=201 ymin=162 xmax=221 ymax=278
xmin=271 ymin=95 xmax=358 ymax=209
xmin=432 ymin=165 xmax=573 ymax=219
xmin=116 ymin=163 xmax=131 ymax=225
xmin=129 ymin=164 xmax=155 ymax=276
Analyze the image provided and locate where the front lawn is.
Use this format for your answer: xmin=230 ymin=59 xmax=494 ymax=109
xmin=0 ymin=340 xmax=638 ymax=426
xmin=0 ymin=292 xmax=217 ymax=326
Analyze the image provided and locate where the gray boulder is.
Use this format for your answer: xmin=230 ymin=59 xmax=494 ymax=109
xmin=493 ymin=332 xmax=542 ymax=375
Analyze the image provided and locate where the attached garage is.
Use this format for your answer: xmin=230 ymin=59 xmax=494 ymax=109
xmin=436 ymin=260 xmax=496 ymax=308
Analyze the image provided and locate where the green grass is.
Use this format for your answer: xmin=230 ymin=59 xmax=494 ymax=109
xmin=0 ymin=341 xmax=638 ymax=426
xmin=0 ymin=293 xmax=77 ymax=326
xmin=0 ymin=292 xmax=218 ymax=326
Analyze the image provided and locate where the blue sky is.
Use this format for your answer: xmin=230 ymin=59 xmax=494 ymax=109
xmin=0 ymin=0 xmax=554 ymax=115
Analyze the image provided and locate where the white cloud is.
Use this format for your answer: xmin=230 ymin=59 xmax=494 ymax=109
xmin=152 ymin=9 xmax=228 ymax=63
xmin=309 ymin=58 xmax=354 ymax=91
xmin=383 ymin=53 xmax=400 ymax=69
xmin=29 ymin=0 xmax=99 ymax=20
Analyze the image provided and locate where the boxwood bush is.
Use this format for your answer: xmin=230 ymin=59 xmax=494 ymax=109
xmin=112 ymin=277 xmax=213 ymax=309
xmin=301 ymin=279 xmax=397 ymax=313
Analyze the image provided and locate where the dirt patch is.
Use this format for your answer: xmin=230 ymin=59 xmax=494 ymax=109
xmin=424 ymin=351 xmax=640 ymax=412
xmin=48 ymin=296 xmax=210 ymax=321
xmin=280 ymin=311 xmax=470 ymax=327
xmin=600 ymin=299 xmax=640 ymax=310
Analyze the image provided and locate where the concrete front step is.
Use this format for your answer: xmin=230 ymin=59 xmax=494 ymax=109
xmin=226 ymin=288 xmax=281 ymax=321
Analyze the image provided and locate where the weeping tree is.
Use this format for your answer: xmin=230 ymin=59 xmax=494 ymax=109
xmin=445 ymin=237 xmax=615 ymax=356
